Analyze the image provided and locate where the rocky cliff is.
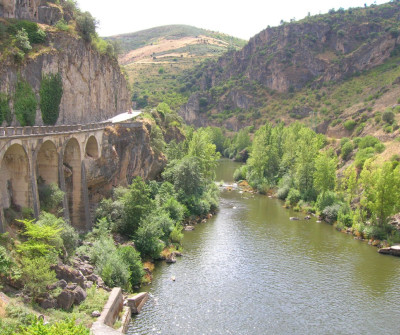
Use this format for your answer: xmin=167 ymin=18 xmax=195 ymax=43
xmin=180 ymin=2 xmax=400 ymax=130
xmin=0 ymin=29 xmax=130 ymax=125
xmin=0 ymin=0 xmax=63 ymax=25
xmin=85 ymin=121 xmax=167 ymax=203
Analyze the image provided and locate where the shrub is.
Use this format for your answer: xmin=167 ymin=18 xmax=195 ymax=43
xmin=100 ymin=252 xmax=130 ymax=289
xmin=20 ymin=317 xmax=90 ymax=335
xmin=20 ymin=256 xmax=56 ymax=299
xmin=358 ymin=135 xmax=380 ymax=149
xmin=287 ymin=188 xmax=301 ymax=206
xmin=322 ymin=203 xmax=341 ymax=223
xmin=374 ymin=143 xmax=385 ymax=153
xmin=382 ymin=110 xmax=395 ymax=124
xmin=40 ymin=73 xmax=63 ymax=125
xmin=117 ymin=246 xmax=144 ymax=287
xmin=59 ymin=221 xmax=79 ymax=257
xmin=337 ymin=204 xmax=353 ymax=228
xmin=341 ymin=141 xmax=353 ymax=160
xmin=75 ymin=12 xmax=98 ymax=42
xmin=15 ymin=28 xmax=31 ymax=52
xmin=14 ymin=78 xmax=37 ymax=126
xmin=0 ymin=93 xmax=11 ymax=125
xmin=316 ymin=191 xmax=337 ymax=212
xmin=17 ymin=216 xmax=63 ymax=257
xmin=170 ymin=224 xmax=183 ymax=244
xmin=122 ymin=177 xmax=154 ymax=236
xmin=343 ymin=119 xmax=356 ymax=131
xmin=0 ymin=246 xmax=13 ymax=278
xmin=162 ymin=197 xmax=186 ymax=222
xmin=38 ymin=182 xmax=64 ymax=213
xmin=277 ymin=186 xmax=290 ymax=200
xmin=134 ymin=217 xmax=164 ymax=259
xmin=233 ymin=165 xmax=247 ymax=181
xmin=354 ymin=147 xmax=375 ymax=169
xmin=55 ymin=19 xmax=70 ymax=31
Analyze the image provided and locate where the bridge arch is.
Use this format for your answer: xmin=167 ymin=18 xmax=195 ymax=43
xmin=63 ymin=137 xmax=84 ymax=229
xmin=0 ymin=143 xmax=30 ymax=210
xmin=36 ymin=140 xmax=59 ymax=185
xmin=85 ymin=135 xmax=99 ymax=158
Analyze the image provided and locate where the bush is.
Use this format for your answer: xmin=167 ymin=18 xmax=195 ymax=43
xmin=40 ymin=73 xmax=63 ymax=125
xmin=20 ymin=317 xmax=89 ymax=335
xmin=38 ymin=182 xmax=64 ymax=213
xmin=341 ymin=141 xmax=353 ymax=160
xmin=343 ymin=119 xmax=356 ymax=131
xmin=382 ymin=110 xmax=395 ymax=124
xmin=354 ymin=147 xmax=375 ymax=169
xmin=0 ymin=93 xmax=11 ymax=125
xmin=21 ymin=256 xmax=56 ymax=299
xmin=55 ymin=19 xmax=70 ymax=31
xmin=15 ymin=28 xmax=31 ymax=52
xmin=134 ymin=216 xmax=164 ymax=259
xmin=316 ymin=191 xmax=337 ymax=212
xmin=277 ymin=186 xmax=290 ymax=200
xmin=233 ymin=165 xmax=247 ymax=181
xmin=358 ymin=135 xmax=381 ymax=149
xmin=322 ymin=203 xmax=341 ymax=223
xmin=117 ymin=246 xmax=144 ymax=287
xmin=337 ymin=204 xmax=353 ymax=228
xmin=75 ymin=12 xmax=98 ymax=42
xmin=14 ymin=78 xmax=37 ymax=126
xmin=162 ymin=197 xmax=186 ymax=222
xmin=170 ymin=224 xmax=183 ymax=243
xmin=287 ymin=188 xmax=301 ymax=206
xmin=100 ymin=252 xmax=130 ymax=289
xmin=0 ymin=246 xmax=13 ymax=278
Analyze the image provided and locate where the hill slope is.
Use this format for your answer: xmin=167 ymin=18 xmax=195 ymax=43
xmin=106 ymin=25 xmax=246 ymax=109
xmin=178 ymin=1 xmax=400 ymax=139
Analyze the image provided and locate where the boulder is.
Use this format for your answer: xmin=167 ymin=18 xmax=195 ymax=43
xmin=73 ymin=286 xmax=87 ymax=305
xmin=56 ymin=290 xmax=75 ymax=310
xmin=66 ymin=283 xmax=77 ymax=291
xmin=290 ymin=217 xmax=300 ymax=221
xmin=38 ymin=297 xmax=57 ymax=310
xmin=91 ymin=310 xmax=101 ymax=318
xmin=47 ymin=279 xmax=67 ymax=291
xmin=184 ymin=226 xmax=195 ymax=231
xmin=51 ymin=264 xmax=85 ymax=288
xmin=166 ymin=254 xmax=176 ymax=263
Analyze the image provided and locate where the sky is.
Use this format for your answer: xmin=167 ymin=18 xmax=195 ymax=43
xmin=77 ymin=0 xmax=390 ymax=39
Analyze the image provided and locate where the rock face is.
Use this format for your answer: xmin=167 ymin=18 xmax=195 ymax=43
xmin=180 ymin=2 xmax=400 ymax=128
xmin=85 ymin=122 xmax=167 ymax=202
xmin=0 ymin=0 xmax=63 ymax=25
xmin=0 ymin=31 xmax=130 ymax=126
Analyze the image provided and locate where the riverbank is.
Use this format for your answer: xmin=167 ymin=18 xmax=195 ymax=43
xmin=128 ymin=158 xmax=400 ymax=334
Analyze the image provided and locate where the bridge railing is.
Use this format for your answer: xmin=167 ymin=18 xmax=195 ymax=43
xmin=0 ymin=121 xmax=113 ymax=137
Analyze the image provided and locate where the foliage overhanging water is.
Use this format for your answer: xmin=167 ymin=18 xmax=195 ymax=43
xmin=129 ymin=159 xmax=400 ymax=335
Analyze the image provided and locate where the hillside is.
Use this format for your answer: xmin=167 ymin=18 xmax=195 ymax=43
xmin=105 ymin=25 xmax=246 ymax=109
xmin=0 ymin=0 xmax=130 ymax=126
xmin=178 ymin=1 xmax=400 ymax=139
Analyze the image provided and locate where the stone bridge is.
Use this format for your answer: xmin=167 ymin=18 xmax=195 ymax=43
xmin=0 ymin=122 xmax=113 ymax=233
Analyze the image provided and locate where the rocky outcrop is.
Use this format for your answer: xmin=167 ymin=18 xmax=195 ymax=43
xmin=180 ymin=2 xmax=400 ymax=128
xmin=85 ymin=122 xmax=167 ymax=201
xmin=0 ymin=0 xmax=63 ymax=25
xmin=0 ymin=30 xmax=130 ymax=126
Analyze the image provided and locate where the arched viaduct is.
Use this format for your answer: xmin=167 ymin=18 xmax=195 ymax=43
xmin=0 ymin=122 xmax=112 ymax=233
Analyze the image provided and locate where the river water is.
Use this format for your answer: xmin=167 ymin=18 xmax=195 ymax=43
xmin=128 ymin=159 xmax=400 ymax=335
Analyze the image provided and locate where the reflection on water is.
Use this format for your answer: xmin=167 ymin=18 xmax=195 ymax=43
xmin=129 ymin=159 xmax=400 ymax=334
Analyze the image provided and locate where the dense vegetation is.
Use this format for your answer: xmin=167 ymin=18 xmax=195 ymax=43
xmin=234 ymin=121 xmax=400 ymax=244
xmin=40 ymin=73 xmax=63 ymax=125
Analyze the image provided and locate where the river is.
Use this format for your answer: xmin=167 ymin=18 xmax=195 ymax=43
xmin=128 ymin=159 xmax=400 ymax=335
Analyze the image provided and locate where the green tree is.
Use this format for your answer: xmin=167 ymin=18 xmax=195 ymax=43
xmin=314 ymin=150 xmax=337 ymax=194
xmin=75 ymin=11 xmax=98 ymax=42
xmin=40 ymin=73 xmax=63 ymax=125
xmin=360 ymin=161 xmax=400 ymax=225
xmin=15 ymin=28 xmax=31 ymax=52
xmin=122 ymin=177 xmax=154 ymax=236
xmin=14 ymin=78 xmax=37 ymax=126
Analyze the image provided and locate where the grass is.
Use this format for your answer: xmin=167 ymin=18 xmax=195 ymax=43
xmin=0 ymin=286 xmax=109 ymax=333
